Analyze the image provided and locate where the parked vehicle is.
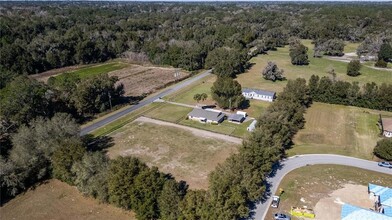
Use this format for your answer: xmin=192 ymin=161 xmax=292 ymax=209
xmin=378 ymin=161 xmax=392 ymax=168
xmin=274 ymin=213 xmax=291 ymax=220
xmin=271 ymin=196 xmax=280 ymax=208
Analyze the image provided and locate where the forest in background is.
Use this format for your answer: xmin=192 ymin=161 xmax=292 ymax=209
xmin=1 ymin=1 xmax=392 ymax=78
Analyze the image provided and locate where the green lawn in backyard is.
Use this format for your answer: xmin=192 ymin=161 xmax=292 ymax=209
xmin=144 ymin=103 xmax=192 ymax=123
xmin=288 ymin=102 xmax=392 ymax=160
xmin=57 ymin=62 xmax=129 ymax=79
xmin=237 ymin=40 xmax=392 ymax=93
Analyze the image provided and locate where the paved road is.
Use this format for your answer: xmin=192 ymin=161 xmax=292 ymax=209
xmin=254 ymin=154 xmax=392 ymax=220
xmin=80 ymin=69 xmax=212 ymax=135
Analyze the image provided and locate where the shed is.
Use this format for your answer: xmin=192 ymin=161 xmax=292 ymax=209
xmin=228 ymin=114 xmax=245 ymax=123
xmin=247 ymin=120 xmax=257 ymax=132
xmin=381 ymin=117 xmax=392 ymax=137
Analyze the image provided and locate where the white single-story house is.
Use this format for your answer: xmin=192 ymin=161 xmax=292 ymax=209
xmin=247 ymin=120 xmax=257 ymax=132
xmin=381 ymin=117 xmax=392 ymax=138
xmin=242 ymin=88 xmax=276 ymax=102
xmin=187 ymin=108 xmax=225 ymax=124
xmin=227 ymin=114 xmax=245 ymax=124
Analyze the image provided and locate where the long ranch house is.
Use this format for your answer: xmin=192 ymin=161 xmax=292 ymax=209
xmin=187 ymin=108 xmax=225 ymax=124
xmin=242 ymin=88 xmax=276 ymax=102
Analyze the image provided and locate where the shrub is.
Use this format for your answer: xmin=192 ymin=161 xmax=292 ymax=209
xmin=375 ymin=59 xmax=388 ymax=68
xmin=347 ymin=60 xmax=361 ymax=77
xmin=374 ymin=139 xmax=392 ymax=161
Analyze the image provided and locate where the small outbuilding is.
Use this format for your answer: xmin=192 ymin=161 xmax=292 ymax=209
xmin=187 ymin=108 xmax=225 ymax=124
xmin=247 ymin=120 xmax=257 ymax=132
xmin=227 ymin=114 xmax=245 ymax=124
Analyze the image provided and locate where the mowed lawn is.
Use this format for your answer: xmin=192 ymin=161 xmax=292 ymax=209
xmin=57 ymin=62 xmax=129 ymax=79
xmin=237 ymin=40 xmax=392 ymax=93
xmin=266 ymin=165 xmax=392 ymax=220
xmin=289 ymin=102 xmax=392 ymax=159
xmin=0 ymin=179 xmax=135 ymax=220
xmin=107 ymin=121 xmax=240 ymax=189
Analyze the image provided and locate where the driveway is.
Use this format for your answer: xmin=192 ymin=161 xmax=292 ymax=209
xmin=253 ymin=154 xmax=392 ymax=220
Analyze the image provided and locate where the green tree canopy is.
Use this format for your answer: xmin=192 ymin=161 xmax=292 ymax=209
xmin=346 ymin=60 xmax=362 ymax=77
xmin=262 ymin=62 xmax=284 ymax=81
xmin=374 ymin=138 xmax=392 ymax=161
xmin=211 ymin=77 xmax=245 ymax=109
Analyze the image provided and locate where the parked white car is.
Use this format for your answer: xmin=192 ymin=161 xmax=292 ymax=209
xmin=271 ymin=196 xmax=280 ymax=208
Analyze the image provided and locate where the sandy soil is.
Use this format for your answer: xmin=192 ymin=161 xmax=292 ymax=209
xmin=314 ymin=184 xmax=373 ymax=220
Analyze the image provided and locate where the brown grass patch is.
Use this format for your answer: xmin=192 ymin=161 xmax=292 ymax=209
xmin=110 ymin=65 xmax=190 ymax=97
xmin=108 ymin=121 xmax=240 ymax=189
xmin=0 ymin=179 xmax=135 ymax=220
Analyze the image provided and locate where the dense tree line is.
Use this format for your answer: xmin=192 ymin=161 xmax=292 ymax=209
xmin=1 ymin=2 xmax=392 ymax=78
xmin=308 ymin=75 xmax=392 ymax=111
xmin=0 ymin=74 xmax=124 ymax=156
xmin=374 ymin=139 xmax=392 ymax=161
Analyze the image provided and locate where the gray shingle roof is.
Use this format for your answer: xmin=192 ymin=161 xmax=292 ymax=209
xmin=242 ymin=88 xmax=275 ymax=97
xmin=188 ymin=108 xmax=224 ymax=122
xmin=228 ymin=114 xmax=245 ymax=122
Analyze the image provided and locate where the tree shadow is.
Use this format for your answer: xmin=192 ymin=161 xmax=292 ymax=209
xmin=247 ymin=161 xmax=285 ymax=219
xmin=82 ymin=134 xmax=114 ymax=152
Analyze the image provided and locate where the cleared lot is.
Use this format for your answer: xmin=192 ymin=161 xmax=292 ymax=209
xmin=109 ymin=65 xmax=190 ymax=97
xmin=290 ymin=102 xmax=392 ymax=159
xmin=0 ymin=179 xmax=135 ymax=220
xmin=108 ymin=120 xmax=240 ymax=189
xmin=265 ymin=165 xmax=392 ymax=220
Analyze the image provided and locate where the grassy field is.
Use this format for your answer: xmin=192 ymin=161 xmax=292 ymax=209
xmin=289 ymin=102 xmax=392 ymax=159
xmin=0 ymin=179 xmax=135 ymax=220
xmin=266 ymin=165 xmax=392 ymax=220
xmin=108 ymin=121 xmax=240 ymax=189
xmin=57 ymin=62 xmax=129 ymax=79
xmin=237 ymin=40 xmax=392 ymax=93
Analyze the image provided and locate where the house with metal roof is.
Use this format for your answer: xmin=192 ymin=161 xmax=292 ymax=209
xmin=187 ymin=108 xmax=225 ymax=124
xmin=381 ymin=117 xmax=392 ymax=137
xmin=382 ymin=206 xmax=392 ymax=217
xmin=242 ymin=88 xmax=276 ymax=102
xmin=368 ymin=184 xmax=392 ymax=215
xmin=341 ymin=204 xmax=392 ymax=220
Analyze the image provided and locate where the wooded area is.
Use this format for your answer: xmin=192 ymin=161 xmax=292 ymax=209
xmin=1 ymin=2 xmax=392 ymax=219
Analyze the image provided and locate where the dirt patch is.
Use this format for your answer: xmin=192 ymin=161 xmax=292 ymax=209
xmin=109 ymin=65 xmax=190 ymax=97
xmin=314 ymin=184 xmax=373 ymax=220
xmin=0 ymin=179 xmax=135 ymax=220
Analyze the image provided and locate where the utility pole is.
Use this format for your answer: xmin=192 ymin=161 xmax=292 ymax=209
xmin=229 ymin=97 xmax=232 ymax=110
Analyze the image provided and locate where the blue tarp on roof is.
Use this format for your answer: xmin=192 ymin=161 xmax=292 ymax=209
xmin=381 ymin=189 xmax=392 ymax=207
xmin=341 ymin=204 xmax=392 ymax=220
xmin=369 ymin=183 xmax=390 ymax=196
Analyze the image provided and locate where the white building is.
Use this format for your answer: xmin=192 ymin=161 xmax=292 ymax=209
xmin=242 ymin=88 xmax=276 ymax=102
xmin=247 ymin=120 xmax=257 ymax=132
